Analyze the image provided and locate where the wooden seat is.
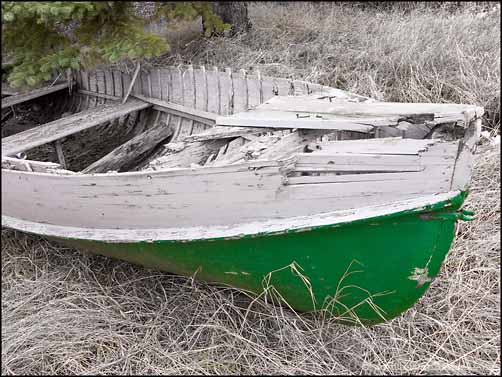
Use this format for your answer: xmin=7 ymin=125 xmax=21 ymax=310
xmin=1 ymin=82 xmax=70 ymax=109
xmin=1 ymin=99 xmax=151 ymax=157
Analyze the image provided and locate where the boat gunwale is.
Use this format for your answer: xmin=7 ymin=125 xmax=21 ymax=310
xmin=2 ymin=190 xmax=465 ymax=243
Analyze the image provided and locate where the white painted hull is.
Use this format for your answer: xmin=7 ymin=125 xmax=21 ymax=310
xmin=1 ymin=66 xmax=482 ymax=242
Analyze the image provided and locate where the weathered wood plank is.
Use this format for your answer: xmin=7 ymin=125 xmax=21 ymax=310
xmin=216 ymin=111 xmax=380 ymax=132
xmin=246 ymin=74 xmax=262 ymax=108
xmin=206 ymin=66 xmax=221 ymax=114
xmin=2 ymin=164 xmax=284 ymax=229
xmin=309 ymin=137 xmax=442 ymax=155
xmin=78 ymin=89 xmax=121 ymax=101
xmin=132 ymin=94 xmax=217 ymax=126
xmin=233 ymin=69 xmax=248 ymax=113
xmin=2 ymin=160 xmax=455 ymax=232
xmin=158 ymin=67 xmax=169 ymax=101
xmin=217 ymin=95 xmax=479 ymax=132
xmin=150 ymin=68 xmax=162 ymax=99
xmin=147 ymin=139 xmax=230 ymax=169
xmin=287 ymin=171 xmax=433 ymax=185
xmin=218 ymin=68 xmax=231 ymax=116
xmin=2 ymin=157 xmax=62 ymax=173
xmin=183 ymin=126 xmax=274 ymax=142
xmin=258 ymin=131 xmax=313 ymax=160
xmin=254 ymin=95 xmax=484 ymax=121
xmin=122 ymin=63 xmax=141 ymax=104
xmin=82 ymin=116 xmax=174 ymax=174
xmin=88 ymin=71 xmax=99 ymax=108
xmin=2 ymin=191 xmax=461 ymax=242
xmin=1 ymin=82 xmax=70 ymax=109
xmin=225 ymin=68 xmax=234 ymax=115
xmin=279 ymin=177 xmax=452 ymax=201
xmin=54 ymin=140 xmax=67 ymax=169
xmin=112 ymin=70 xmax=123 ymax=98
xmin=2 ymin=99 xmax=151 ymax=156
xmin=176 ymin=66 xmax=196 ymax=140
xmin=294 ymin=151 xmax=424 ymax=172
xmin=95 ymin=70 xmax=107 ymax=105
xmin=451 ymin=116 xmax=481 ymax=190
xmin=287 ymin=156 xmax=455 ymax=185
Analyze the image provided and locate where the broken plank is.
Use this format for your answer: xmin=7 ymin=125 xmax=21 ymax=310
xmin=286 ymin=161 xmax=453 ymax=185
xmin=215 ymin=110 xmax=391 ymax=132
xmin=53 ymin=140 xmax=67 ymax=169
xmin=183 ymin=126 xmax=275 ymax=142
xmin=310 ymin=138 xmax=440 ymax=155
xmin=255 ymin=95 xmax=484 ymax=121
xmin=1 ymin=82 xmax=70 ymax=109
xmin=82 ymin=118 xmax=174 ymax=174
xmin=1 ymin=157 xmax=65 ymax=173
xmin=2 ymin=99 xmax=151 ymax=157
xmin=287 ymin=171 xmax=425 ymax=185
xmin=258 ymin=131 xmax=315 ymax=160
xmin=277 ymin=178 xmax=452 ymax=202
xmin=147 ymin=139 xmax=230 ymax=169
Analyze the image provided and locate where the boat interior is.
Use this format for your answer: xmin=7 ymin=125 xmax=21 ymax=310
xmin=1 ymin=65 xmax=481 ymax=176
xmin=1 ymin=65 xmax=483 ymax=230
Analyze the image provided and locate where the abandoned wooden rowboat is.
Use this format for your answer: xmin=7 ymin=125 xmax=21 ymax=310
xmin=1 ymin=65 xmax=483 ymax=325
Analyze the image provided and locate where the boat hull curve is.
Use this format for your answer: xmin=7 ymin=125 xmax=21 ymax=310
xmin=45 ymin=193 xmax=466 ymax=325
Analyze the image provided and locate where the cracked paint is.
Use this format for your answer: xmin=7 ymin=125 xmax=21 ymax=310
xmin=408 ymin=267 xmax=432 ymax=287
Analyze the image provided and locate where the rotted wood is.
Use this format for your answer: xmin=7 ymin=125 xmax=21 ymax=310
xmin=53 ymin=140 xmax=67 ymax=169
xmin=132 ymin=94 xmax=217 ymax=126
xmin=81 ymin=112 xmax=174 ymax=174
xmin=183 ymin=125 xmax=275 ymax=142
xmin=146 ymin=139 xmax=230 ymax=170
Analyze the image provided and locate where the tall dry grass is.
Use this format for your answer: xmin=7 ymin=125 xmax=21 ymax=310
xmin=157 ymin=1 xmax=500 ymax=132
xmin=2 ymin=2 xmax=500 ymax=375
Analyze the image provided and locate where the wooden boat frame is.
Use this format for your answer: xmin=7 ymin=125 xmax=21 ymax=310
xmin=1 ymin=65 xmax=483 ymax=325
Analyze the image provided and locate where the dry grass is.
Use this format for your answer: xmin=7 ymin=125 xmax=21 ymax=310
xmin=156 ymin=1 xmax=500 ymax=132
xmin=2 ymin=2 xmax=500 ymax=375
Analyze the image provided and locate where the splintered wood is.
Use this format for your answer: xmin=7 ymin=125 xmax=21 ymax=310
xmin=82 ymin=114 xmax=174 ymax=174
xmin=215 ymin=95 xmax=484 ymax=138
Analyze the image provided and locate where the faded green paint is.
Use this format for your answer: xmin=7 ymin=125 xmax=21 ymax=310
xmin=52 ymin=192 xmax=468 ymax=325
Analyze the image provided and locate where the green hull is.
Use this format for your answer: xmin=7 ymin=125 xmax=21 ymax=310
xmin=52 ymin=193 xmax=470 ymax=325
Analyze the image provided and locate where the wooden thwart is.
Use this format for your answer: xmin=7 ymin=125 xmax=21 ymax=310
xmin=1 ymin=82 xmax=70 ymax=109
xmin=1 ymin=99 xmax=151 ymax=157
xmin=133 ymin=94 xmax=218 ymax=126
